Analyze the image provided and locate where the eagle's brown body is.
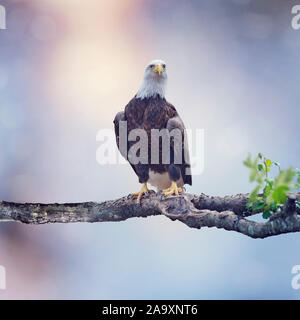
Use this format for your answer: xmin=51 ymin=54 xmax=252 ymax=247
xmin=114 ymin=95 xmax=192 ymax=190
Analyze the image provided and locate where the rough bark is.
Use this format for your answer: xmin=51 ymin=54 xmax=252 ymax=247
xmin=0 ymin=193 xmax=300 ymax=239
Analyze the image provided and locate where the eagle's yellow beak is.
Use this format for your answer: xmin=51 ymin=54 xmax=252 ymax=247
xmin=153 ymin=64 xmax=163 ymax=74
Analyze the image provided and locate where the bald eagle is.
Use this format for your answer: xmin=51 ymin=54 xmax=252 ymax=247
xmin=114 ymin=59 xmax=192 ymax=204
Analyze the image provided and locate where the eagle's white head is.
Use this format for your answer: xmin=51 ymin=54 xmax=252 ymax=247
xmin=136 ymin=59 xmax=167 ymax=100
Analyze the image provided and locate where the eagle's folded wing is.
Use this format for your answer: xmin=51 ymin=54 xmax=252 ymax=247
xmin=113 ymin=111 xmax=126 ymax=158
xmin=113 ymin=111 xmax=139 ymax=176
xmin=166 ymin=115 xmax=192 ymax=186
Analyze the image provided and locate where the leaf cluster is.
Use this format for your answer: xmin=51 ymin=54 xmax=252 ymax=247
xmin=244 ymin=153 xmax=300 ymax=219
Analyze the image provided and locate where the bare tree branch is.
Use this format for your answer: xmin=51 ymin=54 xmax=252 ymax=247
xmin=0 ymin=193 xmax=299 ymax=239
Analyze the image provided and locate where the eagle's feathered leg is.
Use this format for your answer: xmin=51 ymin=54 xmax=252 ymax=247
xmin=129 ymin=183 xmax=154 ymax=204
xmin=162 ymin=164 xmax=183 ymax=197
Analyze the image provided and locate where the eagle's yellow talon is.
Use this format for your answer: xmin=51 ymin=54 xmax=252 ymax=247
xmin=162 ymin=181 xmax=183 ymax=197
xmin=129 ymin=183 xmax=153 ymax=204
xmin=162 ymin=187 xmax=171 ymax=193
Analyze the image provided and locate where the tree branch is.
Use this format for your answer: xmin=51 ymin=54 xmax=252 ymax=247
xmin=0 ymin=193 xmax=299 ymax=239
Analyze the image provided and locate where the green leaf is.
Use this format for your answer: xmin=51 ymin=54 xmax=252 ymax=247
xmin=258 ymin=153 xmax=263 ymax=159
xmin=272 ymin=185 xmax=289 ymax=204
xmin=265 ymin=159 xmax=272 ymax=167
xmin=253 ymin=200 xmax=265 ymax=211
xmin=263 ymin=186 xmax=272 ymax=198
xmin=274 ymin=167 xmax=295 ymax=189
xmin=262 ymin=210 xmax=273 ymax=219
xmin=258 ymin=164 xmax=264 ymax=171
xmin=248 ymin=155 xmax=260 ymax=182
xmin=274 ymin=162 xmax=280 ymax=167
xmin=249 ymin=185 xmax=261 ymax=203
xmin=249 ymin=169 xmax=256 ymax=182
xmin=246 ymin=202 xmax=253 ymax=210
xmin=270 ymin=202 xmax=278 ymax=211
xmin=243 ymin=154 xmax=252 ymax=168
xmin=265 ymin=178 xmax=274 ymax=188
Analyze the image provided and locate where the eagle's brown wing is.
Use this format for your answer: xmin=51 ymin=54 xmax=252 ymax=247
xmin=165 ymin=107 xmax=192 ymax=185
xmin=113 ymin=111 xmax=126 ymax=156
xmin=143 ymin=98 xmax=192 ymax=185
xmin=113 ymin=110 xmax=139 ymax=176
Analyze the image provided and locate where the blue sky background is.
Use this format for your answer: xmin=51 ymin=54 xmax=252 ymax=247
xmin=0 ymin=0 xmax=300 ymax=299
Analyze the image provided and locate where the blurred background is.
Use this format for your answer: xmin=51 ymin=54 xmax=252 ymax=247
xmin=0 ymin=0 xmax=300 ymax=299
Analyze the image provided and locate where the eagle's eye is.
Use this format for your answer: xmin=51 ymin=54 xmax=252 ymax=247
xmin=149 ymin=64 xmax=154 ymax=69
xmin=162 ymin=64 xmax=166 ymax=69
